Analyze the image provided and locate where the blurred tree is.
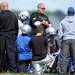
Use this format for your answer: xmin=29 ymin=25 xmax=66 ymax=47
xmin=54 ymin=10 xmax=66 ymax=21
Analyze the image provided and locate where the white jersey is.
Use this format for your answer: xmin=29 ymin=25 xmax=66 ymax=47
xmin=18 ymin=20 xmax=24 ymax=35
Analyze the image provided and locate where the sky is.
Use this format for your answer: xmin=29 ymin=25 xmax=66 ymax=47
xmin=0 ymin=0 xmax=75 ymax=13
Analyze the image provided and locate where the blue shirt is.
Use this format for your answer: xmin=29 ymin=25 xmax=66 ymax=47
xmin=16 ymin=34 xmax=31 ymax=61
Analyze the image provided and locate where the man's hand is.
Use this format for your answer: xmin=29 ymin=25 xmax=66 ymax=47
xmin=34 ymin=20 xmax=49 ymax=27
xmin=34 ymin=21 xmax=42 ymax=27
xmin=42 ymin=20 xmax=49 ymax=27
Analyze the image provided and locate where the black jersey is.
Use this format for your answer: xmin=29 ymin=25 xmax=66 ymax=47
xmin=30 ymin=12 xmax=50 ymax=29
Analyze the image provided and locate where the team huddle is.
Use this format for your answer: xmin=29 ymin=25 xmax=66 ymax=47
xmin=0 ymin=1 xmax=75 ymax=75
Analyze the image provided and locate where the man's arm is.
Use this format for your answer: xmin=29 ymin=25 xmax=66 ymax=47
xmin=29 ymin=12 xmax=39 ymax=28
xmin=15 ymin=17 xmax=18 ymax=38
xmin=41 ymin=16 xmax=50 ymax=28
xmin=58 ymin=22 xmax=64 ymax=42
xmin=42 ymin=20 xmax=49 ymax=27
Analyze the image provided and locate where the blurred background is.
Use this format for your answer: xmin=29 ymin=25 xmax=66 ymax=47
xmin=0 ymin=0 xmax=75 ymax=30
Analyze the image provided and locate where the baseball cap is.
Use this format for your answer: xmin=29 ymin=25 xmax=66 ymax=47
xmin=68 ymin=7 xmax=74 ymax=13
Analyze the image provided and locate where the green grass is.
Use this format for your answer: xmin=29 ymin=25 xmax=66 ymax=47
xmin=0 ymin=73 xmax=58 ymax=75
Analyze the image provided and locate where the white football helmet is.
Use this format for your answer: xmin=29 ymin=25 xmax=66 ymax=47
xmin=46 ymin=26 xmax=56 ymax=35
xmin=19 ymin=11 xmax=30 ymax=24
xmin=21 ymin=25 xmax=32 ymax=34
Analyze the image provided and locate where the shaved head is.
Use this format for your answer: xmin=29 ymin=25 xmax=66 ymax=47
xmin=37 ymin=3 xmax=45 ymax=8
xmin=0 ymin=3 xmax=1 ymax=10
xmin=37 ymin=3 xmax=45 ymax=14
xmin=1 ymin=1 xmax=8 ymax=10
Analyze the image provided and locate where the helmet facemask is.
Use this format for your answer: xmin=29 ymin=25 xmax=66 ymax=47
xmin=19 ymin=11 xmax=30 ymax=25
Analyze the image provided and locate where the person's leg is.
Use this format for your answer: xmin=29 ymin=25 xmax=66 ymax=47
xmin=2 ymin=51 xmax=9 ymax=72
xmin=18 ymin=61 xmax=26 ymax=73
xmin=0 ymin=36 xmax=6 ymax=72
xmin=70 ymin=39 xmax=75 ymax=73
xmin=57 ymin=40 xmax=70 ymax=75
xmin=32 ymin=63 xmax=43 ymax=75
xmin=6 ymin=38 xmax=17 ymax=72
xmin=25 ymin=60 xmax=30 ymax=70
xmin=29 ymin=59 xmax=33 ymax=69
xmin=26 ymin=60 xmax=33 ymax=73
xmin=41 ymin=54 xmax=55 ymax=68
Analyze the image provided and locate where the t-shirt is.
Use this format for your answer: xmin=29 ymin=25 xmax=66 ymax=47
xmin=30 ymin=35 xmax=48 ymax=61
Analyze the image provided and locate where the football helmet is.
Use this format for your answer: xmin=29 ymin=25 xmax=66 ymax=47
xmin=19 ymin=11 xmax=30 ymax=24
xmin=21 ymin=25 xmax=32 ymax=34
xmin=46 ymin=26 xmax=56 ymax=35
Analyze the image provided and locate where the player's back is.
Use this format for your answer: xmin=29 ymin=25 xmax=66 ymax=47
xmin=16 ymin=34 xmax=31 ymax=60
xmin=30 ymin=35 xmax=48 ymax=61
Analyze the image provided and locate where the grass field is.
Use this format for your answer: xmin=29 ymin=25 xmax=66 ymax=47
xmin=0 ymin=73 xmax=58 ymax=75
